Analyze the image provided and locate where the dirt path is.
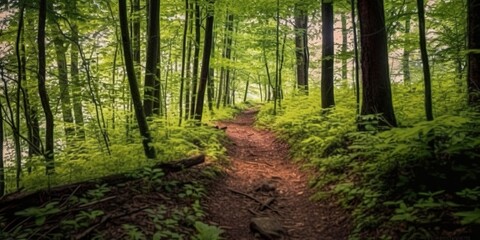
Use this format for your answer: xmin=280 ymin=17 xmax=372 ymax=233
xmin=204 ymin=109 xmax=349 ymax=240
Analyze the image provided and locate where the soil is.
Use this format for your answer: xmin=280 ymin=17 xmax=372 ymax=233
xmin=204 ymin=109 xmax=351 ymax=240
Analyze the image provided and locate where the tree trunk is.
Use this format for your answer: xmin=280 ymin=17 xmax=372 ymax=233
xmin=179 ymin=0 xmax=189 ymax=125
xmin=133 ymin=0 xmax=141 ymax=83
xmin=403 ymin=12 xmax=411 ymax=85
xmin=321 ymin=0 xmax=335 ymax=109
xmin=417 ymin=0 xmax=433 ymax=121
xmin=223 ymin=14 xmax=234 ymax=107
xmin=357 ymin=0 xmax=397 ymax=127
xmin=38 ymin=0 xmax=55 ymax=174
xmin=294 ymin=3 xmax=309 ymax=93
xmin=70 ymin=0 xmax=85 ymax=140
xmin=53 ymin=38 xmax=75 ymax=142
xmin=190 ymin=0 xmax=201 ymax=118
xmin=468 ymin=0 xmax=480 ymax=106
xmin=185 ymin=2 xmax=194 ymax=119
xmin=143 ymin=0 xmax=160 ymax=117
xmin=341 ymin=13 xmax=348 ymax=81
xmin=119 ymin=0 xmax=156 ymax=159
xmin=194 ymin=0 xmax=215 ymax=122
xmin=207 ymin=31 xmax=216 ymax=111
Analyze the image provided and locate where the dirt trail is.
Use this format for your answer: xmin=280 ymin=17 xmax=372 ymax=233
xmin=204 ymin=109 xmax=349 ymax=240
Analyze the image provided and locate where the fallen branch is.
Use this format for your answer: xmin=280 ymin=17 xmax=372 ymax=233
xmin=0 ymin=155 xmax=205 ymax=217
xmin=226 ymin=188 xmax=280 ymax=215
xmin=259 ymin=197 xmax=276 ymax=211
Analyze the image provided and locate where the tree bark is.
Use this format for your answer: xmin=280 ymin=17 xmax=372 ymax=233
xmin=190 ymin=0 xmax=201 ymax=118
xmin=119 ymin=0 xmax=156 ymax=159
xmin=468 ymin=0 xmax=480 ymax=106
xmin=223 ymin=14 xmax=234 ymax=107
xmin=417 ymin=0 xmax=433 ymax=121
xmin=357 ymin=0 xmax=397 ymax=127
xmin=143 ymin=0 xmax=160 ymax=117
xmin=341 ymin=13 xmax=348 ymax=81
xmin=53 ymin=37 xmax=75 ymax=142
xmin=194 ymin=0 xmax=215 ymax=122
xmin=321 ymin=0 xmax=335 ymax=109
xmin=294 ymin=3 xmax=309 ymax=94
xmin=179 ymin=0 xmax=189 ymax=125
xmin=38 ymin=0 xmax=55 ymax=174
xmin=402 ymin=12 xmax=411 ymax=85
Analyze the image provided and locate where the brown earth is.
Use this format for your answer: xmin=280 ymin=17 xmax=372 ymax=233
xmin=204 ymin=109 xmax=350 ymax=240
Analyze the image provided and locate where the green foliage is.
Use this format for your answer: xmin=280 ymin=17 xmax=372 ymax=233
xmin=193 ymin=221 xmax=224 ymax=240
xmin=258 ymin=87 xmax=480 ymax=238
xmin=14 ymin=202 xmax=61 ymax=226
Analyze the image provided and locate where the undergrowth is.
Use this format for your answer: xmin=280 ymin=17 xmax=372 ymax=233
xmin=2 ymin=105 xmax=245 ymax=194
xmin=257 ymin=86 xmax=480 ymax=239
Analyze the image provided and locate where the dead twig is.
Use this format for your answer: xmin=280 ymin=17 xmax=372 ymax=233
xmin=226 ymin=188 xmax=281 ymax=215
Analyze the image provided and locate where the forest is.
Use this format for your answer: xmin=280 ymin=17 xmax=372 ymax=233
xmin=0 ymin=0 xmax=479 ymax=239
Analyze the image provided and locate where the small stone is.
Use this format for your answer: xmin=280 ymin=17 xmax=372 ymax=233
xmin=250 ymin=217 xmax=286 ymax=240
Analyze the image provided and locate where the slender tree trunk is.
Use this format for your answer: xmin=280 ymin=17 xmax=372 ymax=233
xmin=341 ymin=13 xmax=348 ymax=81
xmin=20 ymin=20 xmax=40 ymax=159
xmin=357 ymin=0 xmax=397 ymax=127
xmin=351 ymin=0 xmax=361 ymax=115
xmin=119 ymin=0 xmax=156 ymax=159
xmin=194 ymin=0 xmax=215 ymax=122
xmin=403 ymin=12 xmax=411 ymax=84
xmin=70 ymin=0 xmax=85 ymax=140
xmin=273 ymin=0 xmax=280 ymax=115
xmin=223 ymin=14 xmax=234 ymax=107
xmin=185 ymin=2 xmax=194 ymax=119
xmin=294 ymin=3 xmax=309 ymax=93
xmin=244 ymin=77 xmax=249 ymax=102
xmin=53 ymin=38 xmax=75 ymax=142
xmin=468 ymin=0 xmax=480 ymax=106
xmin=14 ymin=4 xmax=25 ymax=188
xmin=38 ymin=0 xmax=55 ymax=174
xmin=190 ymin=0 xmax=201 ymax=118
xmin=321 ymin=0 xmax=335 ymax=109
xmin=143 ymin=0 xmax=160 ymax=117
xmin=207 ymin=31 xmax=215 ymax=111
xmin=179 ymin=0 xmax=189 ymax=125
xmin=133 ymin=0 xmax=141 ymax=83
xmin=417 ymin=0 xmax=433 ymax=121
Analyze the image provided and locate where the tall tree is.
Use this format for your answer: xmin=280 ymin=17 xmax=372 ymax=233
xmin=402 ymin=10 xmax=412 ymax=84
xmin=222 ymin=13 xmax=234 ymax=107
xmin=119 ymin=0 xmax=156 ymax=159
xmin=357 ymin=0 xmax=397 ymax=127
xmin=143 ymin=0 xmax=160 ymax=117
xmin=38 ymin=0 xmax=55 ymax=173
xmin=321 ymin=0 xmax=335 ymax=109
xmin=70 ymin=0 xmax=85 ymax=140
xmin=194 ymin=0 xmax=215 ymax=122
xmin=49 ymin=3 xmax=75 ymax=142
xmin=294 ymin=2 xmax=309 ymax=93
xmin=468 ymin=0 xmax=480 ymax=106
xmin=341 ymin=13 xmax=348 ymax=81
xmin=417 ymin=0 xmax=433 ymax=121
xmin=179 ymin=0 xmax=190 ymax=125
xmin=190 ymin=0 xmax=201 ymax=118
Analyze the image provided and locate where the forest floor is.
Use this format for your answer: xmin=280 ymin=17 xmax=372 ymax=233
xmin=204 ymin=109 xmax=350 ymax=239
xmin=0 ymin=109 xmax=351 ymax=239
